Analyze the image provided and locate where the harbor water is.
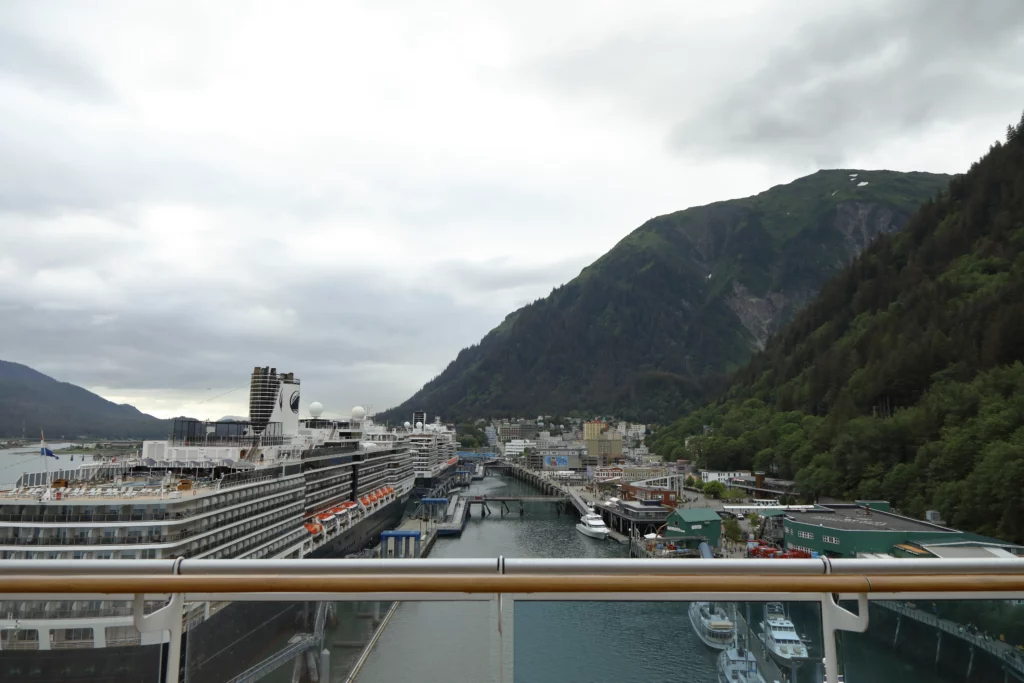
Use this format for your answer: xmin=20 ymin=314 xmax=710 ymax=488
xmin=349 ymin=475 xmax=948 ymax=683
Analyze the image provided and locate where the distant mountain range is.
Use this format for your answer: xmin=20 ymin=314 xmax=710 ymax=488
xmin=379 ymin=169 xmax=950 ymax=424
xmin=0 ymin=360 xmax=172 ymax=439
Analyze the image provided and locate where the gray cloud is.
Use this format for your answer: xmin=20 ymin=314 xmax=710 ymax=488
xmin=669 ymin=0 xmax=1024 ymax=164
xmin=0 ymin=2 xmax=1020 ymax=417
xmin=0 ymin=24 xmax=113 ymax=102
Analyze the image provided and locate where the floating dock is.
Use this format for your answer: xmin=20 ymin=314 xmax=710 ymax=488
xmin=437 ymin=493 xmax=470 ymax=536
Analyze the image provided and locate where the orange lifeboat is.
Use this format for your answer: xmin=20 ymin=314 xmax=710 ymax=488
xmin=360 ymin=497 xmax=370 ymax=506
xmin=317 ymin=512 xmax=333 ymax=522
xmin=330 ymin=507 xmax=347 ymax=515
xmin=304 ymin=523 xmax=322 ymax=534
xmin=342 ymin=501 xmax=357 ymax=509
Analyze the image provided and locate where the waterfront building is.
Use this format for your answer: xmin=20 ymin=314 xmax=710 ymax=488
xmin=779 ymin=503 xmax=1024 ymax=559
xmin=665 ymin=507 xmax=723 ymax=548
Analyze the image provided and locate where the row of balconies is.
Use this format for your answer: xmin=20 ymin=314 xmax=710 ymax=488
xmin=0 ymin=479 xmax=301 ymax=524
xmin=0 ymin=497 xmax=304 ymax=548
xmin=185 ymin=509 xmax=300 ymax=558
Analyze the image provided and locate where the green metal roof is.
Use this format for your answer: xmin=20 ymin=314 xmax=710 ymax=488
xmin=671 ymin=508 xmax=722 ymax=523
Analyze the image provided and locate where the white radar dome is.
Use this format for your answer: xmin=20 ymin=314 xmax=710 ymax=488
xmin=309 ymin=402 xmax=324 ymax=418
xmin=416 ymin=421 xmax=423 ymax=429
xmin=404 ymin=421 xmax=411 ymax=428
xmin=351 ymin=406 xmax=367 ymax=420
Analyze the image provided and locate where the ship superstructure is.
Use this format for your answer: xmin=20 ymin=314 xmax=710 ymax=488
xmin=0 ymin=366 xmax=415 ymax=657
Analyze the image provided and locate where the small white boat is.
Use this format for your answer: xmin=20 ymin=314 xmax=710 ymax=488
xmin=758 ymin=602 xmax=809 ymax=664
xmin=689 ymin=602 xmax=735 ymax=650
xmin=717 ymin=646 xmax=766 ymax=683
xmin=576 ymin=512 xmax=610 ymax=539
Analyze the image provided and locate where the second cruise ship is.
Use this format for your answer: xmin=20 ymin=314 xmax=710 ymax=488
xmin=0 ymin=366 xmax=458 ymax=680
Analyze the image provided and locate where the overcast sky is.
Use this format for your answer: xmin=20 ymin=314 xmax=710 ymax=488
xmin=1 ymin=1 xmax=1022 ymax=420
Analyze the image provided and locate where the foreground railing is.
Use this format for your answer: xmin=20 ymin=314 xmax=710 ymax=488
xmin=0 ymin=558 xmax=1020 ymax=683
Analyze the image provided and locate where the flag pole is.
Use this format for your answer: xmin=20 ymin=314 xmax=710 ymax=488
xmin=41 ymin=429 xmax=49 ymax=485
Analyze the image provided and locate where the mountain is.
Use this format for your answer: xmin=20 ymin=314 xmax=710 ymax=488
xmin=0 ymin=360 xmax=172 ymax=439
xmin=649 ymin=112 xmax=1024 ymax=543
xmin=380 ymin=169 xmax=950 ymax=424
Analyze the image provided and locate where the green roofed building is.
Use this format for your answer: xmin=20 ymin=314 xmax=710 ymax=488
xmin=783 ymin=504 xmax=1023 ymax=559
xmin=665 ymin=507 xmax=722 ymax=548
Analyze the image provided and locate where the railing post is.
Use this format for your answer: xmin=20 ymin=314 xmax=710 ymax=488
xmin=820 ymin=592 xmax=868 ymax=683
xmin=133 ymin=592 xmax=184 ymax=683
xmin=132 ymin=557 xmax=185 ymax=683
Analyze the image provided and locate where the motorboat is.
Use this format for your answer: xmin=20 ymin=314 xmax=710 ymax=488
xmin=576 ymin=512 xmax=610 ymax=539
xmin=717 ymin=646 xmax=766 ymax=683
xmin=689 ymin=602 xmax=735 ymax=650
xmin=758 ymin=602 xmax=809 ymax=664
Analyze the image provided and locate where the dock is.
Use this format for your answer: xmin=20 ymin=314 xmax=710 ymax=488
xmin=734 ymin=609 xmax=788 ymax=683
xmin=437 ymin=493 xmax=469 ymax=536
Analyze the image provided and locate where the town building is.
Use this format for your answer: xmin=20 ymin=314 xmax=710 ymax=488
xmin=665 ymin=507 xmax=723 ymax=548
xmin=779 ymin=503 xmax=1023 ymax=559
xmin=498 ymin=422 xmax=538 ymax=443
xmin=699 ymin=469 xmax=750 ymax=484
xmin=583 ymin=421 xmax=605 ymax=441
xmin=592 ymin=465 xmax=667 ymax=483
xmin=537 ymin=446 xmax=587 ymax=471
xmin=619 ymin=483 xmax=678 ymax=507
xmin=502 ymin=439 xmax=535 ymax=459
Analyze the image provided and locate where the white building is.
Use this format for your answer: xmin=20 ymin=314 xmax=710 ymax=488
xmin=699 ymin=469 xmax=750 ymax=484
xmin=503 ymin=439 xmax=536 ymax=458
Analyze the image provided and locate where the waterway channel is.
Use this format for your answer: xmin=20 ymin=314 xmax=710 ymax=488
xmin=348 ymin=475 xmax=948 ymax=683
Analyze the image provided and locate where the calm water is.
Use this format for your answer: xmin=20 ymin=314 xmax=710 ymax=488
xmin=0 ymin=443 xmax=78 ymax=488
xmin=347 ymin=475 xmax=948 ymax=683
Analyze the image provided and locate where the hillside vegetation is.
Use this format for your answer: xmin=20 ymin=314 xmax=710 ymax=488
xmin=381 ymin=169 xmax=948 ymax=424
xmin=650 ymin=113 xmax=1024 ymax=544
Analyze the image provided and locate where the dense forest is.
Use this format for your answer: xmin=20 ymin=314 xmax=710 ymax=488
xmin=0 ymin=360 xmax=172 ymax=439
xmin=650 ymin=112 xmax=1024 ymax=544
xmin=380 ymin=170 xmax=948 ymax=424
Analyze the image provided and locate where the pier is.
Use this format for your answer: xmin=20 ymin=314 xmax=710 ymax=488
xmin=734 ymin=608 xmax=789 ymax=683
xmin=437 ymin=494 xmax=469 ymax=536
xmin=877 ymin=600 xmax=1024 ymax=681
xmin=480 ymin=461 xmax=591 ymax=516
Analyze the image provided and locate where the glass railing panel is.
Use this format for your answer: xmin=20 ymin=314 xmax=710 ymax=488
xmin=838 ymin=599 xmax=1024 ymax=683
xmin=183 ymin=599 xmax=495 ymax=683
xmin=353 ymin=600 xmax=499 ymax=683
xmin=512 ymin=600 xmax=824 ymax=683
xmin=0 ymin=598 xmax=164 ymax=683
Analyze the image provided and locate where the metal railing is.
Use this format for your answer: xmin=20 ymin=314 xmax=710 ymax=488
xmin=0 ymin=557 xmax=1020 ymax=683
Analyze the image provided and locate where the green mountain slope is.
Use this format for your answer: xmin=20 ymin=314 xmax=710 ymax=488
xmin=0 ymin=360 xmax=172 ymax=439
xmin=649 ymin=113 xmax=1024 ymax=543
xmin=381 ymin=170 xmax=949 ymax=423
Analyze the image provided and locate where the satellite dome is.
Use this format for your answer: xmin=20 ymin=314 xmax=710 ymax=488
xmin=309 ymin=402 xmax=324 ymax=418
xmin=404 ymin=421 xmax=411 ymax=428
xmin=351 ymin=406 xmax=367 ymax=420
xmin=416 ymin=421 xmax=423 ymax=429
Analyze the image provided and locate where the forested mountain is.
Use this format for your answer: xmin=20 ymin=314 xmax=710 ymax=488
xmin=0 ymin=360 xmax=172 ymax=439
xmin=649 ymin=112 xmax=1024 ymax=544
xmin=380 ymin=170 xmax=948 ymax=423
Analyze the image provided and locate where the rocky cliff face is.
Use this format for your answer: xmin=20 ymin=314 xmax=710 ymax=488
xmin=725 ymin=199 xmax=907 ymax=350
xmin=378 ymin=169 xmax=951 ymax=424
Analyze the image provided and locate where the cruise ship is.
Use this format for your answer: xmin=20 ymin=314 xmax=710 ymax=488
xmin=0 ymin=366 xmax=458 ymax=679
